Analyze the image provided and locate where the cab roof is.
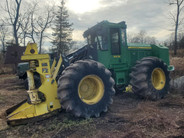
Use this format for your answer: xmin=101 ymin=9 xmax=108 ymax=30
xmin=83 ymin=20 xmax=127 ymax=38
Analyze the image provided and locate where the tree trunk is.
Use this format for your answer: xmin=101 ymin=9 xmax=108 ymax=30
xmin=13 ymin=24 xmax=19 ymax=46
xmin=174 ymin=2 xmax=180 ymax=55
xmin=2 ymin=40 xmax=6 ymax=58
xmin=23 ymin=34 xmax=26 ymax=46
xmin=13 ymin=0 xmax=22 ymax=46
xmin=39 ymin=31 xmax=43 ymax=54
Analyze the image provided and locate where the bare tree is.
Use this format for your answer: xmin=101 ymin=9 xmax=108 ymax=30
xmin=169 ymin=0 xmax=184 ymax=55
xmin=26 ymin=3 xmax=55 ymax=53
xmin=25 ymin=2 xmax=38 ymax=44
xmin=128 ymin=30 xmax=157 ymax=44
xmin=5 ymin=0 xmax=22 ymax=46
xmin=144 ymin=36 xmax=157 ymax=45
xmin=128 ymin=30 xmax=146 ymax=43
xmin=0 ymin=22 xmax=8 ymax=54
xmin=178 ymin=35 xmax=184 ymax=49
xmin=36 ymin=7 xmax=55 ymax=53
xmin=19 ymin=10 xmax=31 ymax=46
xmin=138 ymin=30 xmax=146 ymax=44
xmin=2 ymin=0 xmax=55 ymax=51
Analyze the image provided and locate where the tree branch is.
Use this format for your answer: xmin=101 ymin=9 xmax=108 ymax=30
xmin=5 ymin=0 xmax=13 ymax=24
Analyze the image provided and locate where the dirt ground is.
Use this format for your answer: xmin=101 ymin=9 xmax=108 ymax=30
xmin=0 ymin=57 xmax=184 ymax=138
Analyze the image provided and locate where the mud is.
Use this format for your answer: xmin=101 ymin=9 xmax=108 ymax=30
xmin=0 ymin=74 xmax=184 ymax=138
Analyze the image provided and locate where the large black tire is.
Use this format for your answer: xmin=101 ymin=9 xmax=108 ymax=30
xmin=57 ymin=59 xmax=115 ymax=118
xmin=130 ymin=57 xmax=170 ymax=100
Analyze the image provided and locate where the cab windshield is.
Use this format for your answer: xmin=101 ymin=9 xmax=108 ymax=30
xmin=87 ymin=34 xmax=108 ymax=50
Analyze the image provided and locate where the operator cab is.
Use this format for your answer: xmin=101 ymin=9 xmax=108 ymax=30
xmin=83 ymin=20 xmax=127 ymax=55
xmin=84 ymin=25 xmax=108 ymax=51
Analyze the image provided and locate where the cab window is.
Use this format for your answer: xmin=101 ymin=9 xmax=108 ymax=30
xmin=121 ymin=29 xmax=126 ymax=46
xmin=87 ymin=34 xmax=108 ymax=50
xmin=110 ymin=28 xmax=121 ymax=55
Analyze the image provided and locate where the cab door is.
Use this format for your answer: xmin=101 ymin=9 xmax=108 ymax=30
xmin=110 ymin=28 xmax=121 ymax=58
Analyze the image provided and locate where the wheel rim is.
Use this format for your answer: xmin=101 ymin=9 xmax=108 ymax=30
xmin=151 ymin=68 xmax=166 ymax=90
xmin=78 ymin=75 xmax=104 ymax=105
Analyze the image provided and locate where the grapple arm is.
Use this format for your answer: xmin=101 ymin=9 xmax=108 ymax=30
xmin=6 ymin=43 xmax=62 ymax=126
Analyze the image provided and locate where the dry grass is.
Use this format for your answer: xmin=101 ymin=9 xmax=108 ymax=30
xmin=169 ymin=49 xmax=184 ymax=58
xmin=169 ymin=49 xmax=184 ymax=78
xmin=0 ymin=53 xmax=14 ymax=74
xmin=170 ymin=57 xmax=184 ymax=79
xmin=0 ymin=74 xmax=184 ymax=137
xmin=0 ymin=67 xmax=14 ymax=75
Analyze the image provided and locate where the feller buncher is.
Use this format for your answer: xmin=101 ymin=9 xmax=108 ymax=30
xmin=6 ymin=20 xmax=174 ymax=125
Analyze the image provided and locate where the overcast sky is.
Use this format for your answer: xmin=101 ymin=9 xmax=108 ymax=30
xmin=0 ymin=0 xmax=183 ymax=47
xmin=63 ymin=0 xmax=179 ymax=42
